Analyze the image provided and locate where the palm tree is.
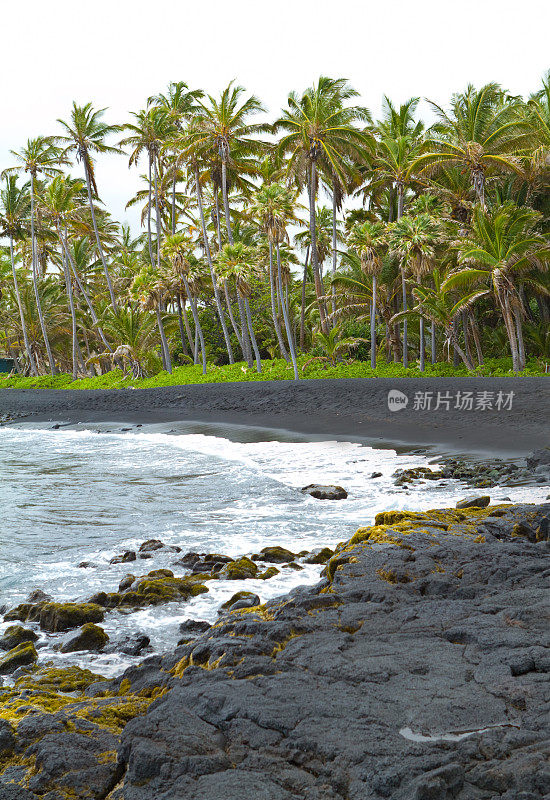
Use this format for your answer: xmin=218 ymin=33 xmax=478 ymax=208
xmin=217 ymin=242 xmax=262 ymax=372
xmin=347 ymin=221 xmax=387 ymax=368
xmin=147 ymin=81 xmax=204 ymax=234
xmin=38 ymin=175 xmax=90 ymax=378
xmin=411 ymin=83 xmax=523 ymax=207
xmin=0 ymin=176 xmax=38 ymax=375
xmin=449 ymin=203 xmax=550 ymax=371
xmin=392 ymin=269 xmax=485 ymax=370
xmin=57 ymin=103 xmax=122 ymax=310
xmin=249 ymin=183 xmax=300 ymax=378
xmin=162 ymin=233 xmax=207 ymax=374
xmin=183 ymin=83 xmax=267 ymax=363
xmin=131 ymin=264 xmax=172 ymax=373
xmin=3 ymin=137 xmax=65 ymax=375
xmin=388 ymin=213 xmax=443 ymax=370
xmin=365 ymin=133 xmax=424 ymax=366
xmin=274 ymin=77 xmax=371 ymax=333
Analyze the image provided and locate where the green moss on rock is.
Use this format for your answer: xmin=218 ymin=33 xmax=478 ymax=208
xmin=38 ymin=602 xmax=105 ymax=632
xmin=258 ymin=566 xmax=280 ymax=580
xmin=253 ymin=546 xmax=296 ymax=563
xmin=0 ymin=625 xmax=38 ymax=651
xmin=0 ymin=642 xmax=38 ymax=674
xmin=60 ymin=623 xmax=109 ymax=653
xmin=219 ymin=556 xmax=258 ymax=580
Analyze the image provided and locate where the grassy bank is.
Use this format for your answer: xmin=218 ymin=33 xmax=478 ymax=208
xmin=0 ymin=356 xmax=547 ymax=391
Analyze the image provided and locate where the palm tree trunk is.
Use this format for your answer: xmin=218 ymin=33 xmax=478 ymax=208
xmin=153 ymin=154 xmax=162 ymax=269
xmin=62 ymin=225 xmax=112 ymax=353
xmin=470 ymin=313 xmax=484 ymax=365
xmin=269 ymin=243 xmax=289 ymax=361
xmin=194 ymin=167 xmax=234 ymax=363
xmin=396 ymin=183 xmax=408 ymax=367
xmin=400 ymin=269 xmax=408 ymax=368
xmin=30 ymin=174 xmax=56 ymax=376
xmin=146 ymin=152 xmax=155 ymax=266
xmin=83 ymin=159 xmax=117 ymax=312
xmin=244 ymin=297 xmax=261 ymax=373
xmin=513 ymin=309 xmax=526 ymax=371
xmin=182 ymin=275 xmax=206 ymax=375
xmin=501 ymin=297 xmax=520 ymax=372
xmin=171 ymin=173 xmax=177 ymax=235
xmin=462 ymin=311 xmax=474 ymax=368
xmin=299 ymin=245 xmax=310 ymax=351
xmin=155 ymin=307 xmax=172 ymax=373
xmin=309 ymin=162 xmax=329 ymax=334
xmin=176 ymin=295 xmax=191 ymax=357
xmin=9 ymin=234 xmax=38 ymax=376
xmin=331 ymin=182 xmax=338 ymax=315
xmin=371 ymin=275 xmax=377 ymax=369
xmin=276 ymin=242 xmax=298 ymax=379
xmin=419 ymin=316 xmax=425 ymax=371
xmin=59 ymin=231 xmax=79 ymax=380
xmin=431 ymin=322 xmax=436 ymax=364
xmin=449 ymin=325 xmax=475 ymax=370
xmin=181 ymin=297 xmax=196 ymax=360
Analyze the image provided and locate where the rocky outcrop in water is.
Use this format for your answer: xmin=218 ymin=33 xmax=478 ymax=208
xmin=1 ymin=502 xmax=549 ymax=799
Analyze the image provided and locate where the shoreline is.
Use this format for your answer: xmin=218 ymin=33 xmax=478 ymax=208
xmin=2 ymin=501 xmax=548 ymax=799
xmin=1 ymin=376 xmax=549 ymax=457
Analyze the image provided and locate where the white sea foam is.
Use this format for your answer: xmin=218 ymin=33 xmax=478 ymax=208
xmin=1 ymin=425 xmax=547 ymax=676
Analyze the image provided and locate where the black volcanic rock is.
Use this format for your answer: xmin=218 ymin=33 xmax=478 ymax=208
xmin=2 ymin=502 xmax=549 ymax=799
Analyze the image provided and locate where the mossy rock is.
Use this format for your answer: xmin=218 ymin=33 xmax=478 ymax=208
xmin=253 ymin=546 xmax=296 ymax=563
xmin=60 ymin=623 xmax=110 ymax=653
xmin=38 ymin=602 xmax=105 ymax=632
xmin=374 ymin=510 xmax=420 ymax=526
xmin=0 ymin=642 xmax=38 ymax=674
xmin=219 ymin=556 xmax=258 ymax=580
xmin=0 ymin=625 xmax=38 ymax=651
xmin=221 ymin=591 xmax=260 ymax=611
xmin=456 ymin=495 xmax=491 ymax=509
xmin=120 ymin=575 xmax=208 ymax=607
xmin=147 ymin=569 xmax=174 ymax=578
xmin=258 ymin=566 xmax=280 ymax=580
xmin=3 ymin=602 xmax=43 ymax=623
xmin=304 ymin=547 xmax=335 ymax=564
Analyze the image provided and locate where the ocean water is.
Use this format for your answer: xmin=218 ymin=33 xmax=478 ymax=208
xmin=1 ymin=422 xmax=547 ymax=677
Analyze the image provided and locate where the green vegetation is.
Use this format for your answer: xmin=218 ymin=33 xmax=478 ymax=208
xmin=0 ymin=354 xmax=546 ymax=391
xmin=0 ymin=76 xmax=549 ymax=381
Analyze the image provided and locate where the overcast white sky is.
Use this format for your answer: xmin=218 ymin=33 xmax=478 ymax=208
xmin=1 ymin=0 xmax=548 ymax=231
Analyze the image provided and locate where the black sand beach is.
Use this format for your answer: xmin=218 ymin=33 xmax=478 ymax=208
xmin=1 ymin=377 xmax=549 ymax=456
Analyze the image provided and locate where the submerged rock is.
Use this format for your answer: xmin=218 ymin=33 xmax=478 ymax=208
xmin=139 ymin=539 xmax=165 ymax=553
xmin=60 ymin=623 xmax=109 ymax=653
xmin=301 ymin=484 xmax=348 ymax=500
xmin=26 ymin=589 xmax=51 ymax=603
xmin=105 ymin=633 xmax=151 ymax=657
xmin=110 ymin=550 xmax=137 ymax=564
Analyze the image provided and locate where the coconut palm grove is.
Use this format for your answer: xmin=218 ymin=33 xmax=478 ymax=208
xmin=1 ymin=75 xmax=549 ymax=387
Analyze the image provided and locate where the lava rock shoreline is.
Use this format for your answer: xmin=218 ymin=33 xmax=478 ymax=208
xmin=1 ymin=501 xmax=549 ymax=799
